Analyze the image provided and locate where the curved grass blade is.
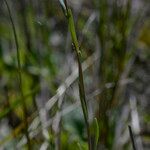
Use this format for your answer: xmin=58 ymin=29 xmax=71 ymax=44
xmin=4 ymin=0 xmax=31 ymax=149
xmin=94 ymin=118 xmax=99 ymax=150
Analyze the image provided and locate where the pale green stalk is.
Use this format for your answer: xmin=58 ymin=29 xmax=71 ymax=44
xmin=66 ymin=7 xmax=91 ymax=150
xmin=59 ymin=0 xmax=91 ymax=149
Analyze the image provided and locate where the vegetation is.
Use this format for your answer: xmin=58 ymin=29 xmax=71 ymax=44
xmin=0 ymin=0 xmax=149 ymax=149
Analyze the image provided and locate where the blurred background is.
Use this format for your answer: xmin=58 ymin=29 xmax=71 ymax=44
xmin=0 ymin=0 xmax=149 ymax=149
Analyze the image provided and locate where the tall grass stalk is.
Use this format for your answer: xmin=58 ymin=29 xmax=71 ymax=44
xmin=59 ymin=0 xmax=91 ymax=149
xmin=4 ymin=0 xmax=31 ymax=149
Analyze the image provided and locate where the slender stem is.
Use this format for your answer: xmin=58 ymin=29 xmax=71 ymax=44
xmin=4 ymin=0 xmax=31 ymax=149
xmin=66 ymin=7 xmax=91 ymax=150
xmin=128 ymin=125 xmax=137 ymax=150
xmin=76 ymin=49 xmax=91 ymax=150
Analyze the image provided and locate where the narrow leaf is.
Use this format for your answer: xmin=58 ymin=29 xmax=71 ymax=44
xmin=59 ymin=0 xmax=66 ymax=11
xmin=128 ymin=125 xmax=137 ymax=150
xmin=77 ymin=142 xmax=83 ymax=150
xmin=94 ymin=118 xmax=99 ymax=148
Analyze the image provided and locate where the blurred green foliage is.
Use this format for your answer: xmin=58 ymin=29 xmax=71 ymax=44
xmin=0 ymin=0 xmax=149 ymax=149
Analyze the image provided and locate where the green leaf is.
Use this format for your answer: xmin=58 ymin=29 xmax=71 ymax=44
xmin=90 ymin=118 xmax=99 ymax=150
xmin=77 ymin=142 xmax=83 ymax=150
xmin=94 ymin=118 xmax=99 ymax=147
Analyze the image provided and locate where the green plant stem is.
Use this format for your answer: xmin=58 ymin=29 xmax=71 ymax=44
xmin=4 ymin=0 xmax=31 ymax=149
xmin=66 ymin=8 xmax=91 ymax=150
